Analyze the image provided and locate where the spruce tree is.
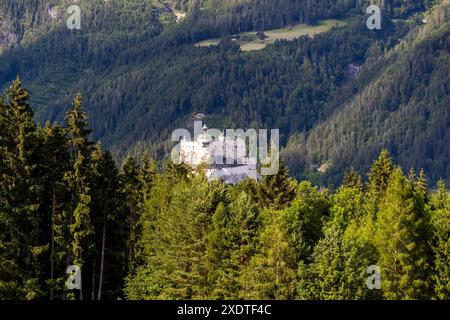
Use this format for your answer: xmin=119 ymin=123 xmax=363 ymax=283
xmin=297 ymin=220 xmax=380 ymax=300
xmin=375 ymin=169 xmax=432 ymax=299
xmin=430 ymin=181 xmax=450 ymax=299
xmin=0 ymin=78 xmax=45 ymax=299
xmin=416 ymin=169 xmax=429 ymax=199
xmin=366 ymin=149 xmax=394 ymax=217
xmin=239 ymin=209 xmax=297 ymax=299
xmin=139 ymin=154 xmax=157 ymax=199
xmin=90 ymin=144 xmax=123 ymax=300
xmin=64 ymin=95 xmax=95 ymax=300
xmin=119 ymin=156 xmax=142 ymax=274
xmin=297 ymin=180 xmax=379 ymax=300
xmin=126 ymin=175 xmax=222 ymax=299
xmin=41 ymin=122 xmax=70 ymax=300
xmin=343 ymin=168 xmax=363 ymax=192
xmin=258 ymin=161 xmax=296 ymax=210
xmin=283 ymin=181 xmax=329 ymax=262
xmin=208 ymin=190 xmax=260 ymax=299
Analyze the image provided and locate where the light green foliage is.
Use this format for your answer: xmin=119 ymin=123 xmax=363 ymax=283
xmin=430 ymin=181 xmax=450 ymax=299
xmin=239 ymin=209 xmax=297 ymax=300
xmin=210 ymin=190 xmax=260 ymax=299
xmin=375 ymin=169 xmax=432 ymax=299
xmin=297 ymin=187 xmax=379 ymax=300
xmin=283 ymin=181 xmax=329 ymax=262
xmin=126 ymin=175 xmax=225 ymax=299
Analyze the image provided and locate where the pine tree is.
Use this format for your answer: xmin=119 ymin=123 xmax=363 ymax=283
xmin=330 ymin=185 xmax=364 ymax=229
xmin=416 ymin=169 xmax=429 ymax=199
xmin=367 ymin=149 xmax=394 ymax=198
xmin=206 ymin=202 xmax=230 ymax=298
xmin=283 ymin=181 xmax=329 ymax=263
xmin=166 ymin=161 xmax=191 ymax=182
xmin=126 ymin=175 xmax=223 ymax=299
xmin=139 ymin=154 xmax=157 ymax=199
xmin=297 ymin=219 xmax=380 ymax=300
xmin=297 ymin=181 xmax=377 ymax=300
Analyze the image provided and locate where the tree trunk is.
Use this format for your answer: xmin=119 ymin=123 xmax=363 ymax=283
xmin=91 ymin=258 xmax=96 ymax=300
xmin=129 ymin=207 xmax=133 ymax=271
xmin=50 ymin=188 xmax=56 ymax=300
xmin=97 ymin=221 xmax=106 ymax=300
xmin=79 ymin=262 xmax=83 ymax=301
xmin=65 ymin=195 xmax=74 ymax=300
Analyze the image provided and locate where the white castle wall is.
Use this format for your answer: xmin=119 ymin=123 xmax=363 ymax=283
xmin=179 ymin=126 xmax=258 ymax=184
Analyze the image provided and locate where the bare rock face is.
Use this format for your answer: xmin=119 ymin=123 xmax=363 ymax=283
xmin=48 ymin=7 xmax=59 ymax=21
xmin=0 ymin=14 xmax=18 ymax=52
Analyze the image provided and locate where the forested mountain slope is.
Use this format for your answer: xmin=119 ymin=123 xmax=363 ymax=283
xmin=0 ymin=0 xmax=447 ymax=185
xmin=284 ymin=0 xmax=450 ymax=186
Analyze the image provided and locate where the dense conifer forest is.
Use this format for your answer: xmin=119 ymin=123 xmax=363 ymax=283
xmin=0 ymin=81 xmax=449 ymax=300
xmin=1 ymin=0 xmax=448 ymax=187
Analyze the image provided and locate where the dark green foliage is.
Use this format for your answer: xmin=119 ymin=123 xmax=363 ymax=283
xmin=0 ymin=0 xmax=449 ymax=300
xmin=41 ymin=122 xmax=70 ymax=300
xmin=258 ymin=162 xmax=296 ymax=210
xmin=63 ymin=96 xmax=95 ymax=299
xmin=0 ymin=78 xmax=44 ymax=299
xmin=343 ymin=168 xmax=363 ymax=192
xmin=287 ymin=2 xmax=450 ymax=186
xmin=0 ymin=81 xmax=131 ymax=300
xmin=0 ymin=83 xmax=448 ymax=300
xmin=209 ymin=190 xmax=260 ymax=299
xmin=239 ymin=208 xmax=297 ymax=299
xmin=119 ymin=156 xmax=142 ymax=274
xmin=1 ymin=0 xmax=445 ymax=188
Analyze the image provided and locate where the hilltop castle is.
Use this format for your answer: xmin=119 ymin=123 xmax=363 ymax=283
xmin=178 ymin=123 xmax=258 ymax=185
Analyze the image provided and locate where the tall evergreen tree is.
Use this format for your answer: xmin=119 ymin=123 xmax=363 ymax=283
xmin=0 ymin=78 xmax=45 ymax=299
xmin=119 ymin=156 xmax=142 ymax=274
xmin=41 ymin=122 xmax=70 ymax=300
xmin=258 ymin=162 xmax=296 ymax=210
xmin=239 ymin=209 xmax=297 ymax=299
xmin=90 ymin=144 xmax=124 ymax=300
xmin=366 ymin=149 xmax=394 ymax=217
xmin=207 ymin=190 xmax=260 ymax=299
xmin=297 ymin=219 xmax=380 ymax=300
xmin=283 ymin=181 xmax=329 ymax=263
xmin=375 ymin=169 xmax=432 ymax=299
xmin=63 ymin=95 xmax=95 ymax=300
xmin=343 ymin=168 xmax=363 ymax=192
xmin=126 ymin=175 xmax=223 ymax=299
xmin=430 ymin=181 xmax=450 ymax=299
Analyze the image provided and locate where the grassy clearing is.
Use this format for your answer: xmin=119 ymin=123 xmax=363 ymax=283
xmin=195 ymin=38 xmax=221 ymax=47
xmin=195 ymin=19 xmax=347 ymax=51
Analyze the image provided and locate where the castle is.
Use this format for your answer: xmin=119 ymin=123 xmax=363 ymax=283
xmin=179 ymin=124 xmax=258 ymax=185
